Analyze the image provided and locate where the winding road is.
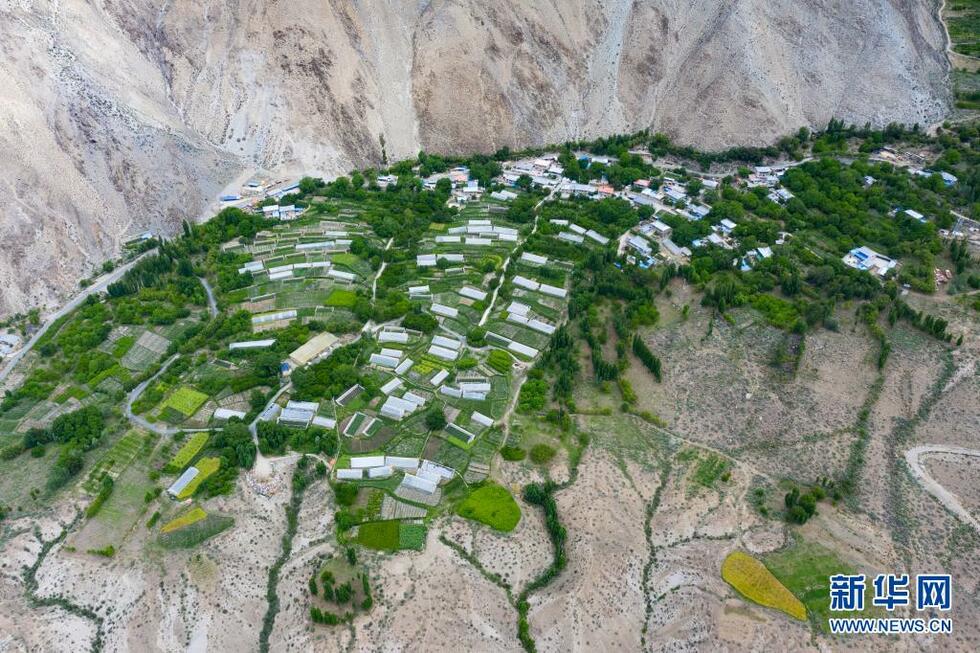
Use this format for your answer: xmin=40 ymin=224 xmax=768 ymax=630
xmin=122 ymin=354 xmax=213 ymax=436
xmin=0 ymin=249 xmax=158 ymax=386
xmin=905 ymin=445 xmax=980 ymax=534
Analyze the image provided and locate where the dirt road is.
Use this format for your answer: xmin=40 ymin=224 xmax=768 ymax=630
xmin=0 ymin=249 xmax=157 ymax=386
xmin=905 ymin=444 xmax=980 ymax=533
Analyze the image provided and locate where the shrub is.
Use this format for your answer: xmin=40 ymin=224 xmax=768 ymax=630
xmin=529 ymin=444 xmax=556 ymax=464
xmin=500 ymin=445 xmax=526 ymax=461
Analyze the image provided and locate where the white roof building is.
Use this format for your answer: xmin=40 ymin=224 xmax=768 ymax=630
xmin=370 ymin=353 xmax=400 ymax=368
xmin=661 ymin=239 xmax=691 ymax=258
xmin=538 ymin=283 xmax=567 ymax=298
xmin=508 ymin=341 xmax=539 ymax=358
xmin=558 ymin=232 xmax=585 ymax=244
xmin=420 ymin=460 xmax=455 ymax=481
xmin=337 ymin=469 xmax=363 ymax=481
xmin=213 ymin=408 xmax=246 ymax=421
xmin=168 ymin=467 xmax=199 ymax=497
xmin=431 ymin=303 xmax=459 ymax=318
xmin=328 ymin=269 xmax=356 ymax=282
xmin=528 ymin=319 xmax=556 ymax=335
xmin=401 ymin=474 xmax=438 ymax=494
xmin=507 ymin=301 xmax=531 ymax=316
xmin=381 ymin=378 xmax=403 ymax=395
xmin=368 ymin=466 xmax=393 ymax=479
xmin=351 ymin=456 xmax=386 ymax=469
xmin=394 ymin=358 xmax=414 ymax=375
xmin=417 ymin=254 xmax=437 ymax=267
xmin=379 ymin=331 xmax=409 ymax=344
xmin=386 ymin=456 xmax=420 ymax=470
xmin=229 ymin=339 xmax=276 ymax=350
xmin=520 ymin=252 xmax=548 ymax=266
xmin=513 ymin=275 xmax=540 ymax=291
xmin=279 ymin=407 xmax=314 ymax=427
xmin=628 ymin=235 xmax=653 ymax=256
xmin=459 ymin=286 xmax=488 ymax=301
xmin=408 ymin=285 xmax=430 ymax=296
xmin=585 ymin=230 xmax=610 ymax=245
xmin=428 ymin=345 xmax=460 ymax=361
xmin=312 ymin=415 xmax=337 ymax=429
xmin=430 ymin=369 xmax=449 ymax=386
xmin=431 ymin=335 xmax=462 ymax=350
xmin=471 ymin=411 xmax=494 ymax=427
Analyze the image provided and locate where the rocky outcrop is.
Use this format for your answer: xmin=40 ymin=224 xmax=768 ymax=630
xmin=0 ymin=0 xmax=950 ymax=317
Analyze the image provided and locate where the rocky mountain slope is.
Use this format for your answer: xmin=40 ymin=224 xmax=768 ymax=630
xmin=0 ymin=0 xmax=950 ymax=317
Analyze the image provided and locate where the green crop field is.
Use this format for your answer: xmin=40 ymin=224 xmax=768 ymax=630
xmin=164 ymin=432 xmax=209 ymax=473
xmin=456 ymin=483 xmax=521 ymax=532
xmin=357 ymin=520 xmax=401 ymax=551
xmin=159 ymin=387 xmax=208 ymax=417
xmin=176 ymin=457 xmax=221 ymax=499
xmin=158 ymin=513 xmax=234 ymax=548
xmin=160 ymin=506 xmax=207 ymax=533
xmin=398 ymin=523 xmax=427 ymax=550
xmin=764 ymin=538 xmax=877 ymax=631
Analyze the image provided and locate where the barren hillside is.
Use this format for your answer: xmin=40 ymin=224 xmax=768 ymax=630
xmin=0 ymin=0 xmax=950 ymax=317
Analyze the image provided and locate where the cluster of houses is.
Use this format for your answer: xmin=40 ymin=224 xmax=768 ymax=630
xmin=549 ymin=219 xmax=611 ymax=247
xmin=336 ymin=456 xmax=456 ymax=497
xmin=431 ymin=219 xmax=520 ymax=247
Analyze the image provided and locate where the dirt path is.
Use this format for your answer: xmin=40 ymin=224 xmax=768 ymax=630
xmin=478 ymin=188 xmax=554 ymax=326
xmin=199 ymin=276 xmax=218 ymax=317
xmin=905 ymin=444 xmax=980 ymax=533
xmin=372 ymin=237 xmax=394 ymax=301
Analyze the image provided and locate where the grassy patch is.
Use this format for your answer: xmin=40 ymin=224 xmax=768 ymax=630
xmin=176 ymin=457 xmax=221 ymax=500
xmin=456 ymin=483 xmax=521 ymax=532
xmin=111 ymin=335 xmax=137 ymax=359
xmin=721 ymin=550 xmax=807 ymax=621
xmin=160 ymin=506 xmax=207 ymax=533
xmin=163 ymin=432 xmax=209 ymax=473
xmin=54 ymin=386 xmax=88 ymax=404
xmin=159 ymin=386 xmax=208 ymax=417
xmin=324 ymin=288 xmax=358 ymax=308
xmin=692 ymin=453 xmax=729 ymax=488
